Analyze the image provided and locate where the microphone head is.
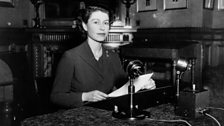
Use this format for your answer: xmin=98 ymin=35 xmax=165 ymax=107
xmin=126 ymin=60 xmax=144 ymax=78
xmin=176 ymin=59 xmax=191 ymax=72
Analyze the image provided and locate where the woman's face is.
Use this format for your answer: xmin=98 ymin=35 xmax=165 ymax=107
xmin=82 ymin=11 xmax=109 ymax=42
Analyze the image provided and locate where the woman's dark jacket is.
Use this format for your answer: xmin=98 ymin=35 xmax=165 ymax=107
xmin=51 ymin=41 xmax=127 ymax=108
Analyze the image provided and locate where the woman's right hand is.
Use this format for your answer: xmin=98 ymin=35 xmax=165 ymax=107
xmin=82 ymin=90 xmax=108 ymax=102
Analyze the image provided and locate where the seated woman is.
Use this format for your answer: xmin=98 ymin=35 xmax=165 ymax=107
xmin=50 ymin=5 xmax=156 ymax=108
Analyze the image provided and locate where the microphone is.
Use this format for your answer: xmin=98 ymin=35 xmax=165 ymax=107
xmin=115 ymin=60 xmax=148 ymax=120
xmin=126 ymin=60 xmax=144 ymax=79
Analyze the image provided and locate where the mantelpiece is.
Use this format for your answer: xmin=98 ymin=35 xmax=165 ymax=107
xmin=133 ymin=27 xmax=224 ymax=43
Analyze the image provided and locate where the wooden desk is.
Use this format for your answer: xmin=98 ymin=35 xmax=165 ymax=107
xmin=21 ymin=104 xmax=223 ymax=126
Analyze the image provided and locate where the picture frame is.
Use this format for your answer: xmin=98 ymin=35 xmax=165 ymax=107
xmin=137 ymin=0 xmax=157 ymax=12
xmin=163 ymin=0 xmax=187 ymax=10
xmin=218 ymin=0 xmax=224 ymax=10
xmin=0 ymin=0 xmax=14 ymax=7
xmin=204 ymin=0 xmax=214 ymax=9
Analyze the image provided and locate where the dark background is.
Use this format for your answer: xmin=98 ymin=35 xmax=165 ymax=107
xmin=44 ymin=0 xmax=119 ymax=18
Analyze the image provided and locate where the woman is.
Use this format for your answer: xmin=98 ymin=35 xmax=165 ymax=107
xmin=51 ymin=5 xmax=155 ymax=108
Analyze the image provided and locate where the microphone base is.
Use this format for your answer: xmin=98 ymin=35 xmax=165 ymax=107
xmin=112 ymin=108 xmax=150 ymax=120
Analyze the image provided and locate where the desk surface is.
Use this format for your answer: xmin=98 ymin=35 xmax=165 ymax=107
xmin=21 ymin=103 xmax=223 ymax=126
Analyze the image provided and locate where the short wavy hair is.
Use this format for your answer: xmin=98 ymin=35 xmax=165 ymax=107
xmin=81 ymin=6 xmax=110 ymax=24
xmin=76 ymin=6 xmax=113 ymax=41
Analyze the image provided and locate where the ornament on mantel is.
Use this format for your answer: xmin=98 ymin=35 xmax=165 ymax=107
xmin=30 ymin=0 xmax=44 ymax=28
xmin=121 ymin=0 xmax=136 ymax=28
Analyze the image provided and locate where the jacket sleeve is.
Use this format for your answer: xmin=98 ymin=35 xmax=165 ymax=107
xmin=50 ymin=52 xmax=83 ymax=108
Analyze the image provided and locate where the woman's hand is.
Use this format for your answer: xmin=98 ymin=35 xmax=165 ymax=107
xmin=141 ymin=78 xmax=156 ymax=90
xmin=82 ymin=90 xmax=108 ymax=102
xmin=133 ymin=73 xmax=156 ymax=91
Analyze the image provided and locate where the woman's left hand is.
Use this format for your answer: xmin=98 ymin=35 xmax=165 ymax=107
xmin=141 ymin=78 xmax=156 ymax=90
xmin=108 ymin=74 xmax=156 ymax=97
xmin=133 ymin=73 xmax=156 ymax=92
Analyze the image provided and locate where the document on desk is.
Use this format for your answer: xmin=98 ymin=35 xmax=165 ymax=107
xmin=108 ymin=73 xmax=153 ymax=97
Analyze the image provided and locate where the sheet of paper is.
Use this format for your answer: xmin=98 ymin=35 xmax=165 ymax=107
xmin=108 ymin=73 xmax=153 ymax=97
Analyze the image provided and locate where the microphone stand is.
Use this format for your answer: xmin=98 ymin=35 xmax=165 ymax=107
xmin=176 ymin=70 xmax=181 ymax=101
xmin=128 ymin=77 xmax=135 ymax=119
xmin=112 ymin=75 xmax=150 ymax=120
xmin=112 ymin=60 xmax=150 ymax=120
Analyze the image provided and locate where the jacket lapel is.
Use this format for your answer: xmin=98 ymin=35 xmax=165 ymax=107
xmin=77 ymin=42 xmax=104 ymax=78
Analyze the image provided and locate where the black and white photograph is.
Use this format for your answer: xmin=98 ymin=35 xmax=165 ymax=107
xmin=218 ymin=0 xmax=224 ymax=10
xmin=137 ymin=0 xmax=157 ymax=12
xmin=0 ymin=0 xmax=224 ymax=126
xmin=204 ymin=0 xmax=214 ymax=9
xmin=163 ymin=0 xmax=188 ymax=10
